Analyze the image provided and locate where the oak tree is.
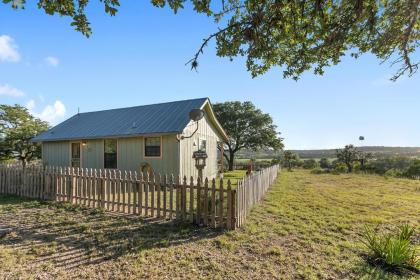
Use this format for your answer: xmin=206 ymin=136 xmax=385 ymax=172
xmin=213 ymin=101 xmax=283 ymax=171
xmin=4 ymin=0 xmax=419 ymax=80
xmin=0 ymin=104 xmax=49 ymax=168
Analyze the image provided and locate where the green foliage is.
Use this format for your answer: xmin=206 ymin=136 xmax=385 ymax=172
xmin=310 ymin=167 xmax=325 ymax=174
xmin=405 ymin=159 xmax=420 ymax=178
xmin=319 ymin=158 xmax=331 ymax=169
xmin=271 ymin=156 xmax=282 ymax=165
xmin=302 ymin=159 xmax=317 ymax=169
xmin=362 ymin=224 xmax=419 ymax=270
xmin=366 ymin=157 xmax=420 ymax=178
xmin=0 ymin=104 xmax=49 ymax=166
xmin=352 ymin=161 xmax=362 ymax=172
xmin=282 ymin=151 xmax=299 ymax=171
xmin=4 ymin=1 xmax=419 ymax=80
xmin=213 ymin=101 xmax=283 ymax=171
xmin=333 ymin=163 xmax=348 ymax=174
xmin=336 ymin=145 xmax=360 ymax=173
xmin=384 ymin=168 xmax=404 ymax=178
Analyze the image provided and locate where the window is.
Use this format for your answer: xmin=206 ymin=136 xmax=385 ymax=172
xmin=145 ymin=137 xmax=161 ymax=157
xmin=104 ymin=139 xmax=117 ymax=169
xmin=71 ymin=143 xmax=81 ymax=168
xmin=198 ymin=138 xmax=207 ymax=152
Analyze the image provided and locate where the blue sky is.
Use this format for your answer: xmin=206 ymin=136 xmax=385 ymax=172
xmin=1 ymin=2 xmax=419 ymax=149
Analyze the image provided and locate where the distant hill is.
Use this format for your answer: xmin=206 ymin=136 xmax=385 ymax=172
xmin=236 ymin=146 xmax=420 ymax=159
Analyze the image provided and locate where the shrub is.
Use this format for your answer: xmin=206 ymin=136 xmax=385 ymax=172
xmin=334 ymin=163 xmax=347 ymax=173
xmin=365 ymin=157 xmax=413 ymax=175
xmin=353 ymin=161 xmax=362 ymax=172
xmin=310 ymin=167 xmax=324 ymax=174
xmin=302 ymin=159 xmax=318 ymax=169
xmin=404 ymin=159 xmax=420 ymax=178
xmin=362 ymin=224 xmax=419 ymax=270
xmin=319 ymin=158 xmax=331 ymax=169
xmin=384 ymin=168 xmax=404 ymax=178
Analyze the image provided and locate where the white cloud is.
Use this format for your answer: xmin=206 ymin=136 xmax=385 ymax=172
xmin=26 ymin=99 xmax=36 ymax=110
xmin=27 ymin=100 xmax=66 ymax=124
xmin=0 ymin=83 xmax=25 ymax=97
xmin=45 ymin=56 xmax=59 ymax=67
xmin=0 ymin=35 xmax=20 ymax=62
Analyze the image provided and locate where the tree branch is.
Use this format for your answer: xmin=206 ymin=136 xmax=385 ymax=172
xmin=185 ymin=22 xmax=242 ymax=70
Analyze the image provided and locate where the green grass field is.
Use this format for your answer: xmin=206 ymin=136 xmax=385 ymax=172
xmin=0 ymin=170 xmax=419 ymax=279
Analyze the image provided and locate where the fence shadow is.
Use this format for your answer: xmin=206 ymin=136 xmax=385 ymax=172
xmin=0 ymin=196 xmax=223 ymax=270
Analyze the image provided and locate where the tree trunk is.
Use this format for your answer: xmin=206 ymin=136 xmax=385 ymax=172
xmin=228 ymin=152 xmax=235 ymax=171
xmin=21 ymin=158 xmax=27 ymax=169
xmin=347 ymin=163 xmax=352 ymax=173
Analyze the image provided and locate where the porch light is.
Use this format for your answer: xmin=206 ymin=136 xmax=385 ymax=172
xmin=82 ymin=141 xmax=87 ymax=147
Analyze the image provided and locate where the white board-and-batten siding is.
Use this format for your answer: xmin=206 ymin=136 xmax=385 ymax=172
xmin=42 ymin=135 xmax=180 ymax=175
xmin=179 ymin=110 xmax=222 ymax=180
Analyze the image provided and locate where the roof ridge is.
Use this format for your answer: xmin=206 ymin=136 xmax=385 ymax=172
xmin=76 ymin=97 xmax=208 ymax=116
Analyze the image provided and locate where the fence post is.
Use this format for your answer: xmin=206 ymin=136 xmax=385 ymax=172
xmin=181 ymin=176 xmax=187 ymax=220
xmin=189 ymin=176 xmax=194 ymax=223
xmin=211 ymin=178 xmax=216 ymax=228
xmin=218 ymin=178 xmax=224 ymax=228
xmin=232 ymin=189 xmax=236 ymax=230
xmin=203 ymin=178 xmax=209 ymax=226
xmin=100 ymin=169 xmax=105 ymax=209
xmin=195 ymin=178 xmax=201 ymax=224
xmin=67 ymin=167 xmax=73 ymax=203
xmin=227 ymin=180 xmax=232 ymax=230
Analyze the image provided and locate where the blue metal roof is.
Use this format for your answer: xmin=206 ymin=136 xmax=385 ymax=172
xmin=33 ymin=98 xmax=209 ymax=142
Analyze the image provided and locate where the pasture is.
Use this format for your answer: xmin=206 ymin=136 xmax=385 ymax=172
xmin=0 ymin=170 xmax=419 ymax=279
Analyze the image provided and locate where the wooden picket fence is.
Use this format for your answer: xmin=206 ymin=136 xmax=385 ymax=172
xmin=0 ymin=164 xmax=280 ymax=230
xmin=236 ymin=165 xmax=280 ymax=227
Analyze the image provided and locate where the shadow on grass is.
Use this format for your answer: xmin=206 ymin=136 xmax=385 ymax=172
xmin=0 ymin=195 xmax=223 ymax=270
xmin=354 ymin=254 xmax=420 ymax=279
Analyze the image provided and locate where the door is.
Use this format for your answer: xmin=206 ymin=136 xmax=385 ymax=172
xmin=71 ymin=142 xmax=81 ymax=167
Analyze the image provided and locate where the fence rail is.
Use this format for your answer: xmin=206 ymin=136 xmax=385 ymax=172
xmin=0 ymin=164 xmax=280 ymax=230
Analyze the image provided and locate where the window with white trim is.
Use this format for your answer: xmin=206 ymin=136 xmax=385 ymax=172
xmin=145 ymin=137 xmax=161 ymax=157
xmin=104 ymin=139 xmax=117 ymax=169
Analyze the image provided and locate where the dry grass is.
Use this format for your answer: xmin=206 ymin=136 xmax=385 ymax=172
xmin=0 ymin=170 xmax=419 ymax=279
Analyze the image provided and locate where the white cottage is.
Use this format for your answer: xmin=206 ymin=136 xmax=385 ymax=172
xmin=32 ymin=98 xmax=228 ymax=179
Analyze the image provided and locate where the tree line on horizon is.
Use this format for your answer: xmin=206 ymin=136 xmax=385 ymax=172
xmin=275 ymin=146 xmax=420 ymax=179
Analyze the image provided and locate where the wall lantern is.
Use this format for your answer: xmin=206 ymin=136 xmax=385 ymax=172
xmin=82 ymin=141 xmax=87 ymax=147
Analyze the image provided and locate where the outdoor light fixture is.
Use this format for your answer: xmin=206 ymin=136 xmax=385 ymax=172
xmin=82 ymin=141 xmax=87 ymax=147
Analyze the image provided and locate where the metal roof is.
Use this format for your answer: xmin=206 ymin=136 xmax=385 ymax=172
xmin=33 ymin=98 xmax=210 ymax=142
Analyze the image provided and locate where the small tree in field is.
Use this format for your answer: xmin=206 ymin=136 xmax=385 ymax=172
xmin=283 ymin=151 xmax=298 ymax=171
xmin=0 ymin=105 xmax=49 ymax=168
xmin=336 ymin=145 xmax=359 ymax=173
